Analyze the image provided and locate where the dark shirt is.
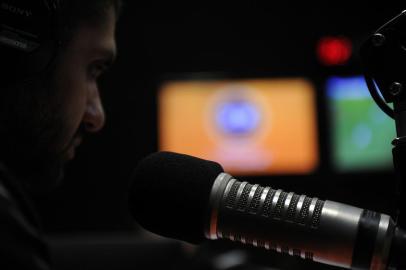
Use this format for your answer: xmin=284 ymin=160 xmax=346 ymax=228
xmin=0 ymin=162 xmax=51 ymax=269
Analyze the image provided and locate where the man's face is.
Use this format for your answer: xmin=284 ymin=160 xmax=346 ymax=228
xmin=53 ymin=9 xmax=117 ymax=165
xmin=12 ymin=8 xmax=118 ymax=190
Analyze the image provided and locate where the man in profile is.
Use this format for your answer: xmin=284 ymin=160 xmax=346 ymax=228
xmin=0 ymin=0 xmax=121 ymax=268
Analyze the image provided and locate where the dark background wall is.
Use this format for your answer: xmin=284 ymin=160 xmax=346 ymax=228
xmin=31 ymin=4 xmax=406 ymax=269
xmin=35 ymin=3 xmax=405 ymax=231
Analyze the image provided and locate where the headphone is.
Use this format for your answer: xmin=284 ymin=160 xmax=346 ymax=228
xmin=361 ymin=10 xmax=406 ymax=119
xmin=0 ymin=0 xmax=60 ymax=86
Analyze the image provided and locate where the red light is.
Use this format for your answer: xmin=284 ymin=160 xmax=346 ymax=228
xmin=317 ymin=36 xmax=352 ymax=66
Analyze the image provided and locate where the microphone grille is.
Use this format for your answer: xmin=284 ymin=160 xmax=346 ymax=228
xmin=237 ymin=183 xmax=253 ymax=211
xmin=249 ymin=186 xmax=264 ymax=213
xmin=216 ymin=180 xmax=326 ymax=260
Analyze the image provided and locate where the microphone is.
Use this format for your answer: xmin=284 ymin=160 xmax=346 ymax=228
xmin=129 ymin=151 xmax=400 ymax=270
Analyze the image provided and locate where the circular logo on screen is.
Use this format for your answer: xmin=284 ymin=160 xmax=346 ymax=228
xmin=205 ymin=83 xmax=271 ymax=145
xmin=215 ymin=99 xmax=261 ymax=136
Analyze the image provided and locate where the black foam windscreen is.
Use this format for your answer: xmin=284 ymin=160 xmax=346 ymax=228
xmin=129 ymin=151 xmax=224 ymax=244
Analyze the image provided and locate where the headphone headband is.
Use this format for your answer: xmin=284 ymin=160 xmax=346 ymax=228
xmin=0 ymin=0 xmax=60 ymax=85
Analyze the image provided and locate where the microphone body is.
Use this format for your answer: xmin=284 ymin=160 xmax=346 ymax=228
xmin=206 ymin=173 xmax=395 ymax=270
xmin=130 ymin=152 xmax=400 ymax=270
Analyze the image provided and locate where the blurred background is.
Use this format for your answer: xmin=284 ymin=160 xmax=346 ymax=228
xmin=33 ymin=4 xmax=406 ymax=270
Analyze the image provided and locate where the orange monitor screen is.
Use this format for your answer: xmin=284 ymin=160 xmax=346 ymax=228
xmin=158 ymin=78 xmax=319 ymax=175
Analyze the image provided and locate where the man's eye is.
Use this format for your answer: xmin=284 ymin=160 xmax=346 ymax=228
xmin=88 ymin=63 xmax=107 ymax=79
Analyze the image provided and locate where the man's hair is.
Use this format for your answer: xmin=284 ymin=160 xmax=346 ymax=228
xmin=58 ymin=0 xmax=123 ymax=45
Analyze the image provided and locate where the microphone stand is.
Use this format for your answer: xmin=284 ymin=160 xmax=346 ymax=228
xmin=392 ymin=136 xmax=406 ymax=228
xmin=387 ymin=99 xmax=406 ymax=269
xmin=360 ymin=11 xmax=406 ymax=268
xmin=388 ymin=105 xmax=406 ymax=269
xmin=363 ymin=71 xmax=406 ymax=270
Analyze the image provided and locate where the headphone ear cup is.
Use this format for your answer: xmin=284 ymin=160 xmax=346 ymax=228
xmin=0 ymin=0 xmax=59 ymax=86
xmin=0 ymin=41 xmax=57 ymax=86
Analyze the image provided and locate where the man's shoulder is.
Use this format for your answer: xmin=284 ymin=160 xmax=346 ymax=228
xmin=0 ymin=178 xmax=11 ymax=201
xmin=0 ymin=163 xmax=51 ymax=270
xmin=0 ymin=176 xmax=40 ymax=238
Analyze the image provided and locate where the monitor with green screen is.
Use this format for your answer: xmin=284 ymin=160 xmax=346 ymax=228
xmin=327 ymin=76 xmax=396 ymax=172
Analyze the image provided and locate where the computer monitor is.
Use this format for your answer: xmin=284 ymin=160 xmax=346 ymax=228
xmin=326 ymin=76 xmax=396 ymax=172
xmin=158 ymin=77 xmax=319 ymax=175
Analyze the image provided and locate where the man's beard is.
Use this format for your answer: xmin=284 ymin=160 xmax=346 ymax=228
xmin=0 ymin=74 xmax=73 ymax=193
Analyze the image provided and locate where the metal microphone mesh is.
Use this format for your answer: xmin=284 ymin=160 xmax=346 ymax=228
xmin=217 ymin=179 xmax=325 ymax=260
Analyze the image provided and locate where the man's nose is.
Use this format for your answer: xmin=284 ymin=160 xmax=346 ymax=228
xmin=83 ymin=87 xmax=105 ymax=133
